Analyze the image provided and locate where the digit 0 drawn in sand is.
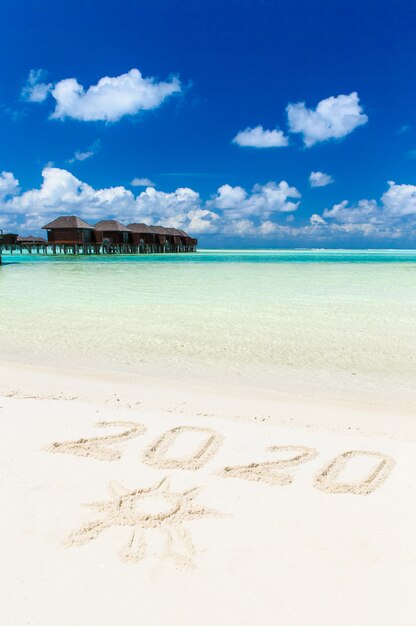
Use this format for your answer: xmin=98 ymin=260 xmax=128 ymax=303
xmin=65 ymin=477 xmax=219 ymax=567
xmin=45 ymin=421 xmax=146 ymax=461
xmin=143 ymin=426 xmax=223 ymax=471
xmin=313 ymin=450 xmax=395 ymax=495
xmin=220 ymin=445 xmax=318 ymax=486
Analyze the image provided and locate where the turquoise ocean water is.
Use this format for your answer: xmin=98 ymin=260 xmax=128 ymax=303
xmin=1 ymin=249 xmax=416 ymax=407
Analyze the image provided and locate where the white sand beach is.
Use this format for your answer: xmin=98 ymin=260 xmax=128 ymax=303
xmin=1 ymin=0 xmax=416 ymax=619
xmin=1 ymin=360 xmax=415 ymax=626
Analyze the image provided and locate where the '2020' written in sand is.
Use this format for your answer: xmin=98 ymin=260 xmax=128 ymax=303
xmin=45 ymin=420 xmax=395 ymax=566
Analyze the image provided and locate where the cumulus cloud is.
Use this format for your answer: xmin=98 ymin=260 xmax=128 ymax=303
xmin=381 ymin=181 xmax=416 ymax=217
xmin=323 ymin=199 xmax=379 ymax=224
xmin=3 ymin=168 xmax=414 ymax=244
xmin=131 ymin=185 xmax=202 ymax=225
xmin=49 ymin=68 xmax=181 ymax=122
xmin=0 ymin=168 xmax=302 ymax=238
xmin=130 ymin=177 xmax=155 ymax=187
xmin=0 ymin=168 xmax=207 ymax=233
xmin=0 ymin=167 xmax=135 ymax=233
xmin=306 ymin=181 xmax=416 ymax=242
xmin=309 ymin=171 xmax=334 ymax=187
xmin=287 ymin=92 xmax=368 ymax=147
xmin=309 ymin=213 xmax=326 ymax=225
xmin=232 ymin=125 xmax=289 ymax=148
xmin=21 ymin=69 xmax=52 ymax=103
xmin=211 ymin=184 xmax=247 ymax=209
xmin=217 ymin=180 xmax=416 ymax=241
xmin=321 ymin=181 xmax=416 ymax=227
xmin=0 ymin=171 xmax=20 ymax=200
xmin=185 ymin=209 xmax=220 ymax=233
xmin=210 ymin=181 xmax=301 ymax=219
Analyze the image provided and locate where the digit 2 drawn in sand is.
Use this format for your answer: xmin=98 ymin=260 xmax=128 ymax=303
xmin=143 ymin=426 xmax=223 ymax=470
xmin=313 ymin=450 xmax=395 ymax=495
xmin=220 ymin=445 xmax=318 ymax=486
xmin=66 ymin=477 xmax=219 ymax=567
xmin=45 ymin=421 xmax=146 ymax=461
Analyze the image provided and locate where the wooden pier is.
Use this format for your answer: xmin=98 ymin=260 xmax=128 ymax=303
xmin=0 ymin=217 xmax=198 ymax=258
xmin=0 ymin=241 xmax=197 ymax=256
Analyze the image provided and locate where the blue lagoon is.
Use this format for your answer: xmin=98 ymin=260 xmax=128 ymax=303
xmin=1 ymin=249 xmax=415 ymax=409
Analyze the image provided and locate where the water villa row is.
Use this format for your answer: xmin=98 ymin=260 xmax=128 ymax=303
xmin=0 ymin=216 xmax=198 ymax=257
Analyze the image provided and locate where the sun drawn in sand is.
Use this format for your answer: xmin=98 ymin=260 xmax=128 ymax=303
xmin=66 ymin=477 xmax=219 ymax=567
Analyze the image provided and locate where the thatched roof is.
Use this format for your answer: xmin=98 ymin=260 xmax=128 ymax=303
xmin=17 ymin=235 xmax=48 ymax=243
xmin=148 ymin=225 xmax=170 ymax=235
xmin=164 ymin=227 xmax=190 ymax=237
xmin=39 ymin=215 xmax=195 ymax=241
xmin=42 ymin=216 xmax=94 ymax=230
xmin=127 ymin=224 xmax=169 ymax=236
xmin=94 ymin=220 xmax=131 ymax=232
xmin=127 ymin=223 xmax=151 ymax=233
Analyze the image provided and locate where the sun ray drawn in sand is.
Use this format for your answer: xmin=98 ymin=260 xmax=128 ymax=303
xmin=66 ymin=477 xmax=219 ymax=567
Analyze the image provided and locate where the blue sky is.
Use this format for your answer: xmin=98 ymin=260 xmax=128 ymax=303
xmin=0 ymin=0 xmax=415 ymax=247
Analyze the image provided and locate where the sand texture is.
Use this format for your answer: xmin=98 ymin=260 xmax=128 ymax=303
xmin=1 ymin=362 xmax=415 ymax=625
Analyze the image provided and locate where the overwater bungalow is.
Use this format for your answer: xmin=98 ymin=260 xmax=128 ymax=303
xmin=127 ymin=223 xmax=153 ymax=251
xmin=148 ymin=225 xmax=169 ymax=251
xmin=43 ymin=216 xmax=95 ymax=246
xmin=17 ymin=235 xmax=48 ymax=245
xmin=164 ymin=227 xmax=184 ymax=251
xmin=94 ymin=220 xmax=132 ymax=245
xmin=16 ymin=235 xmax=48 ymax=253
xmin=168 ymin=228 xmax=197 ymax=251
xmin=128 ymin=223 xmax=193 ymax=252
xmin=164 ymin=227 xmax=196 ymax=252
xmin=0 ymin=215 xmax=197 ymax=257
xmin=0 ymin=232 xmax=18 ymax=245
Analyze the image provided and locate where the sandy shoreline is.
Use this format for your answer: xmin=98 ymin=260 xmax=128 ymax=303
xmin=1 ymin=360 xmax=416 ymax=624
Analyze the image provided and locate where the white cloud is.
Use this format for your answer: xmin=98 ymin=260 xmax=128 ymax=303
xmin=3 ymin=168 xmax=414 ymax=243
xmin=210 ymin=181 xmax=301 ymax=219
xmin=221 ymin=218 xmax=291 ymax=237
xmin=68 ymin=150 xmax=95 ymax=163
xmin=129 ymin=188 xmax=219 ymax=234
xmin=1 ymin=168 xmax=135 ymax=232
xmin=287 ymin=92 xmax=368 ymax=147
xmin=135 ymin=186 xmax=200 ymax=218
xmin=21 ymin=69 xmax=52 ymax=103
xmin=323 ymin=199 xmax=379 ymax=224
xmin=49 ymin=68 xmax=181 ymax=122
xmin=67 ymin=140 xmax=101 ymax=164
xmin=211 ymin=184 xmax=247 ymax=209
xmin=130 ymin=177 xmax=155 ymax=187
xmin=185 ymin=209 xmax=219 ymax=233
xmin=257 ymin=220 xmax=278 ymax=235
xmin=0 ymin=168 xmax=301 ymax=237
xmin=322 ymin=181 xmax=416 ymax=227
xmin=307 ymin=181 xmax=416 ymax=242
xmin=232 ymin=125 xmax=289 ymax=148
xmin=0 ymin=171 xmax=20 ymax=200
xmin=218 ymin=180 xmax=416 ymax=241
xmin=309 ymin=213 xmax=326 ymax=225
xmin=221 ymin=219 xmax=256 ymax=236
xmin=381 ymin=181 xmax=416 ymax=217
xmin=309 ymin=171 xmax=334 ymax=187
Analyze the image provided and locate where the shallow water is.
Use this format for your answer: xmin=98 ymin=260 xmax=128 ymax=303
xmin=1 ymin=249 xmax=416 ymax=407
